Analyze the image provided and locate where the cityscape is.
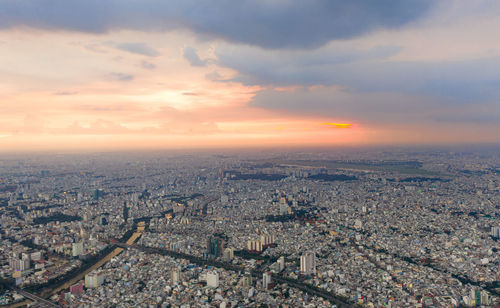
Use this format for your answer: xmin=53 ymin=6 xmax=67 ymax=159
xmin=1 ymin=0 xmax=500 ymax=307
xmin=0 ymin=148 xmax=498 ymax=307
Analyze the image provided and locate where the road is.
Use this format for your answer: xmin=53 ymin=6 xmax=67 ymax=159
xmin=8 ymin=230 xmax=143 ymax=307
xmin=116 ymin=242 xmax=355 ymax=307
xmin=201 ymin=195 xmax=220 ymax=216
xmin=47 ymin=231 xmax=142 ymax=296
xmin=12 ymin=288 xmax=59 ymax=308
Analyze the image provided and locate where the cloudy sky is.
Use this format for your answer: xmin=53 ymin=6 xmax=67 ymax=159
xmin=0 ymin=0 xmax=499 ymax=151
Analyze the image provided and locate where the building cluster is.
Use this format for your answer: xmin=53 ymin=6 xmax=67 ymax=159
xmin=0 ymin=149 xmax=498 ymax=307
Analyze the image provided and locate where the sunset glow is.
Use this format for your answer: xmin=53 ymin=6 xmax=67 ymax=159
xmin=323 ymin=123 xmax=353 ymax=129
xmin=0 ymin=1 xmax=499 ymax=151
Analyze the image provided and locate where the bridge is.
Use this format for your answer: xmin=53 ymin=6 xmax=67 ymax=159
xmin=12 ymin=288 xmax=60 ymax=308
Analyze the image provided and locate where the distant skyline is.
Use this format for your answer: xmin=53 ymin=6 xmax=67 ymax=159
xmin=1 ymin=0 xmax=499 ymax=151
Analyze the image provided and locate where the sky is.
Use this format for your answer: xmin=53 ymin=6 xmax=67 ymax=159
xmin=0 ymin=0 xmax=499 ymax=151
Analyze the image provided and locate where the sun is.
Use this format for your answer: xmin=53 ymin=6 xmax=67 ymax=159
xmin=323 ymin=123 xmax=352 ymax=128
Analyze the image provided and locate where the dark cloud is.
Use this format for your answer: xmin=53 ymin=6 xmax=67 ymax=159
xmin=215 ymin=44 xmax=401 ymax=84
xmin=250 ymin=86 xmax=500 ymax=126
xmin=183 ymin=46 xmax=208 ymax=67
xmin=215 ymin=43 xmax=500 ymax=103
xmin=115 ymin=42 xmax=159 ymax=56
xmin=433 ymin=114 xmax=500 ymax=123
xmin=0 ymin=0 xmax=434 ymax=49
xmin=110 ymin=72 xmax=134 ymax=81
xmin=250 ymin=87 xmax=430 ymax=124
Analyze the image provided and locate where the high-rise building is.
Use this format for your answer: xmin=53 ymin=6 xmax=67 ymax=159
xmin=262 ymin=272 xmax=272 ymax=289
xmin=92 ymin=189 xmax=104 ymax=200
xmin=248 ymin=287 xmax=255 ymax=298
xmin=85 ymin=271 xmax=104 ymax=288
xmin=72 ymin=242 xmax=84 ymax=257
xmin=239 ymin=274 xmax=252 ymax=287
xmin=223 ymin=247 xmax=234 ymax=261
xmin=10 ymin=256 xmax=30 ymax=272
xmin=300 ymin=252 xmax=316 ymax=275
xmin=122 ymin=203 xmax=129 ymax=222
xmin=207 ymin=236 xmax=225 ymax=258
xmin=70 ymin=281 xmax=84 ymax=295
xmin=247 ymin=239 xmax=262 ymax=252
xmin=280 ymin=197 xmax=287 ymax=205
xmin=30 ymin=251 xmax=41 ymax=261
xmin=171 ymin=268 xmax=181 ymax=283
xmin=260 ymin=234 xmax=275 ymax=247
xmin=278 ymin=256 xmax=285 ymax=272
xmin=467 ymin=288 xmax=482 ymax=306
xmin=491 ymin=226 xmax=500 ymax=238
xmin=100 ymin=216 xmax=108 ymax=226
xmin=471 ymin=289 xmax=481 ymax=306
xmin=480 ymin=291 xmax=489 ymax=306
xmin=279 ymin=203 xmax=291 ymax=215
xmin=462 ymin=295 xmax=472 ymax=307
xmin=206 ymin=271 xmax=219 ymax=288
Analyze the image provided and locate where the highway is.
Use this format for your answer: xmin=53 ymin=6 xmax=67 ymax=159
xmin=12 ymin=288 xmax=59 ymax=308
xmin=6 ymin=230 xmax=142 ymax=307
xmin=8 ymin=218 xmax=355 ymax=307
xmin=47 ymin=231 xmax=142 ymax=296
xmin=115 ymin=242 xmax=355 ymax=307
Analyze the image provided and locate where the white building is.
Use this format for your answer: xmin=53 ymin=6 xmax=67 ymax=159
xmin=278 ymin=256 xmax=285 ymax=272
xmin=260 ymin=234 xmax=275 ymax=246
xmin=85 ymin=271 xmax=104 ymax=288
xmin=491 ymin=226 xmax=500 ymax=238
xmin=247 ymin=239 xmax=262 ymax=252
xmin=262 ymin=272 xmax=272 ymax=289
xmin=72 ymin=242 xmax=84 ymax=257
xmin=30 ymin=251 xmax=42 ymax=261
xmin=481 ymin=291 xmax=489 ymax=306
xmin=300 ymin=252 xmax=316 ymax=275
xmin=206 ymin=271 xmax=219 ymax=288
xmin=171 ymin=268 xmax=181 ymax=283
